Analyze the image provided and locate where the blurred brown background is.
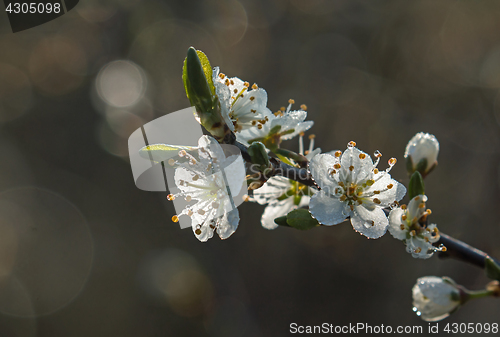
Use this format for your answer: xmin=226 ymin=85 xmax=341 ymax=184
xmin=0 ymin=0 xmax=499 ymax=336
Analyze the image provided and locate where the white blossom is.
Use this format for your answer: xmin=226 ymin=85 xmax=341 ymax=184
xmin=388 ymin=195 xmax=441 ymax=259
xmin=308 ymin=141 xmax=406 ymax=239
xmin=167 ymin=135 xmax=245 ymax=242
xmin=405 ymin=132 xmax=439 ymax=176
xmin=253 ymin=134 xmax=320 ymax=229
xmin=412 ymin=276 xmax=462 ymax=322
xmin=237 ymin=99 xmax=314 ymax=146
xmin=213 ymin=67 xmax=273 ymax=133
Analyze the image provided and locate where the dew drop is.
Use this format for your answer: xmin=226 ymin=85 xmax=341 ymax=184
xmin=436 ymin=244 xmax=447 ymax=252
xmin=389 ymin=201 xmax=399 ymax=209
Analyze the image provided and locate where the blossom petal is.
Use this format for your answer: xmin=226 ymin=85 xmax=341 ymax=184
xmin=192 ymin=219 xmax=215 ymax=242
xmin=261 ymin=198 xmax=296 ymax=230
xmin=174 ymin=167 xmax=213 ymax=198
xmin=231 ymin=89 xmax=271 ymax=120
xmin=339 ymin=147 xmax=374 ymax=184
xmin=213 ymin=67 xmax=234 ymax=132
xmin=407 ymin=195 xmax=427 ymax=223
xmin=351 ymin=205 xmax=388 ymax=238
xmin=236 ymin=118 xmax=273 ymax=145
xmin=253 ymin=176 xmax=292 ymax=205
xmin=413 ymin=276 xmax=460 ymax=322
xmin=406 ymin=236 xmax=435 ymax=259
xmin=388 ymin=208 xmax=407 ymax=240
xmin=217 ymin=208 xmax=239 ymax=239
xmin=308 ymin=153 xmax=339 ymax=192
xmin=222 ymin=154 xmax=246 ymax=198
xmin=309 ymin=192 xmax=350 ymax=226
xmin=281 ymin=121 xmax=314 ymax=140
xmin=365 ymin=173 xmax=406 ymax=206
xmin=198 ymin=135 xmax=225 ymax=164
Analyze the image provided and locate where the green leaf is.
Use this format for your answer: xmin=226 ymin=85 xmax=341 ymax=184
xmin=485 ymin=257 xmax=500 ymax=281
xmin=247 ymin=142 xmax=270 ymax=172
xmin=183 ymin=47 xmax=213 ymax=114
xmin=269 ymin=125 xmax=282 ymax=135
xmin=196 ymin=50 xmax=215 ymax=96
xmin=182 ymin=47 xmax=229 ymax=142
xmin=408 ymin=171 xmax=425 ymax=199
xmin=286 ymin=209 xmax=320 ymax=231
xmin=415 ymin=158 xmax=428 ymax=176
xmin=405 ymin=156 xmax=414 ymax=176
xmin=274 ymin=215 xmax=290 ymax=227
xmin=139 ymin=144 xmax=197 ymax=163
xmin=182 ymin=57 xmax=196 ymax=108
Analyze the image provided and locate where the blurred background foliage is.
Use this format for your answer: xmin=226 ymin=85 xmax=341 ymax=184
xmin=0 ymin=0 xmax=499 ymax=336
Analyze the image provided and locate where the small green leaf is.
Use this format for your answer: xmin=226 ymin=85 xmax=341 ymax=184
xmin=286 ymin=209 xmax=320 ymax=231
xmin=195 ymin=50 xmax=215 ymax=95
xmin=247 ymin=142 xmax=270 ymax=172
xmin=274 ymin=215 xmax=290 ymax=227
xmin=182 ymin=47 xmax=229 ymax=142
xmin=408 ymin=171 xmax=425 ymax=199
xmin=280 ymin=128 xmax=295 ymax=136
xmin=415 ymin=158 xmax=428 ymax=176
xmin=276 ymin=154 xmax=295 ymax=166
xmin=485 ymin=257 xmax=500 ymax=281
xmin=293 ymin=194 xmax=301 ymax=206
xmin=269 ymin=125 xmax=282 ymax=135
xmin=405 ymin=156 xmax=414 ymax=176
xmin=139 ymin=144 xmax=196 ymax=163
xmin=184 ymin=47 xmax=213 ymax=114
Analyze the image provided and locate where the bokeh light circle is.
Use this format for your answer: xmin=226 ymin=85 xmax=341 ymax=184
xmin=0 ymin=187 xmax=93 ymax=317
xmin=96 ymin=60 xmax=147 ymax=108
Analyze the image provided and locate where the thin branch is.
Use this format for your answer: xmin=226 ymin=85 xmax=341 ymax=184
xmin=234 ymin=141 xmax=316 ymax=187
xmin=438 ymin=233 xmax=500 ymax=269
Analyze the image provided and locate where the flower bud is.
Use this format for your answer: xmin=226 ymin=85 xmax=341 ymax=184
xmin=183 ymin=47 xmax=233 ymax=143
xmin=405 ymin=132 xmax=439 ymax=178
xmin=412 ymin=276 xmax=462 ymax=321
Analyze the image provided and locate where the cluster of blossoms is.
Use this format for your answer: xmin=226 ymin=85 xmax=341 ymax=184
xmin=308 ymin=141 xmax=406 ymax=239
xmin=163 ymin=135 xmax=244 ymax=242
xmin=172 ymin=62 xmax=443 ymax=246
xmin=252 ymin=134 xmax=319 ymax=229
xmin=136 ymin=48 xmax=499 ymax=323
xmin=389 ymin=195 xmax=443 ymax=258
xmin=213 ymin=67 xmax=313 ymax=147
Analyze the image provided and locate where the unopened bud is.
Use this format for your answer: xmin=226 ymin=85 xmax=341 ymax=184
xmin=405 ymin=132 xmax=439 ymax=177
xmin=412 ymin=276 xmax=462 ymax=322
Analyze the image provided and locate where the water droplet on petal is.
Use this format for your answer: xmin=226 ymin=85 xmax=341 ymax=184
xmin=436 ymin=244 xmax=447 ymax=252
